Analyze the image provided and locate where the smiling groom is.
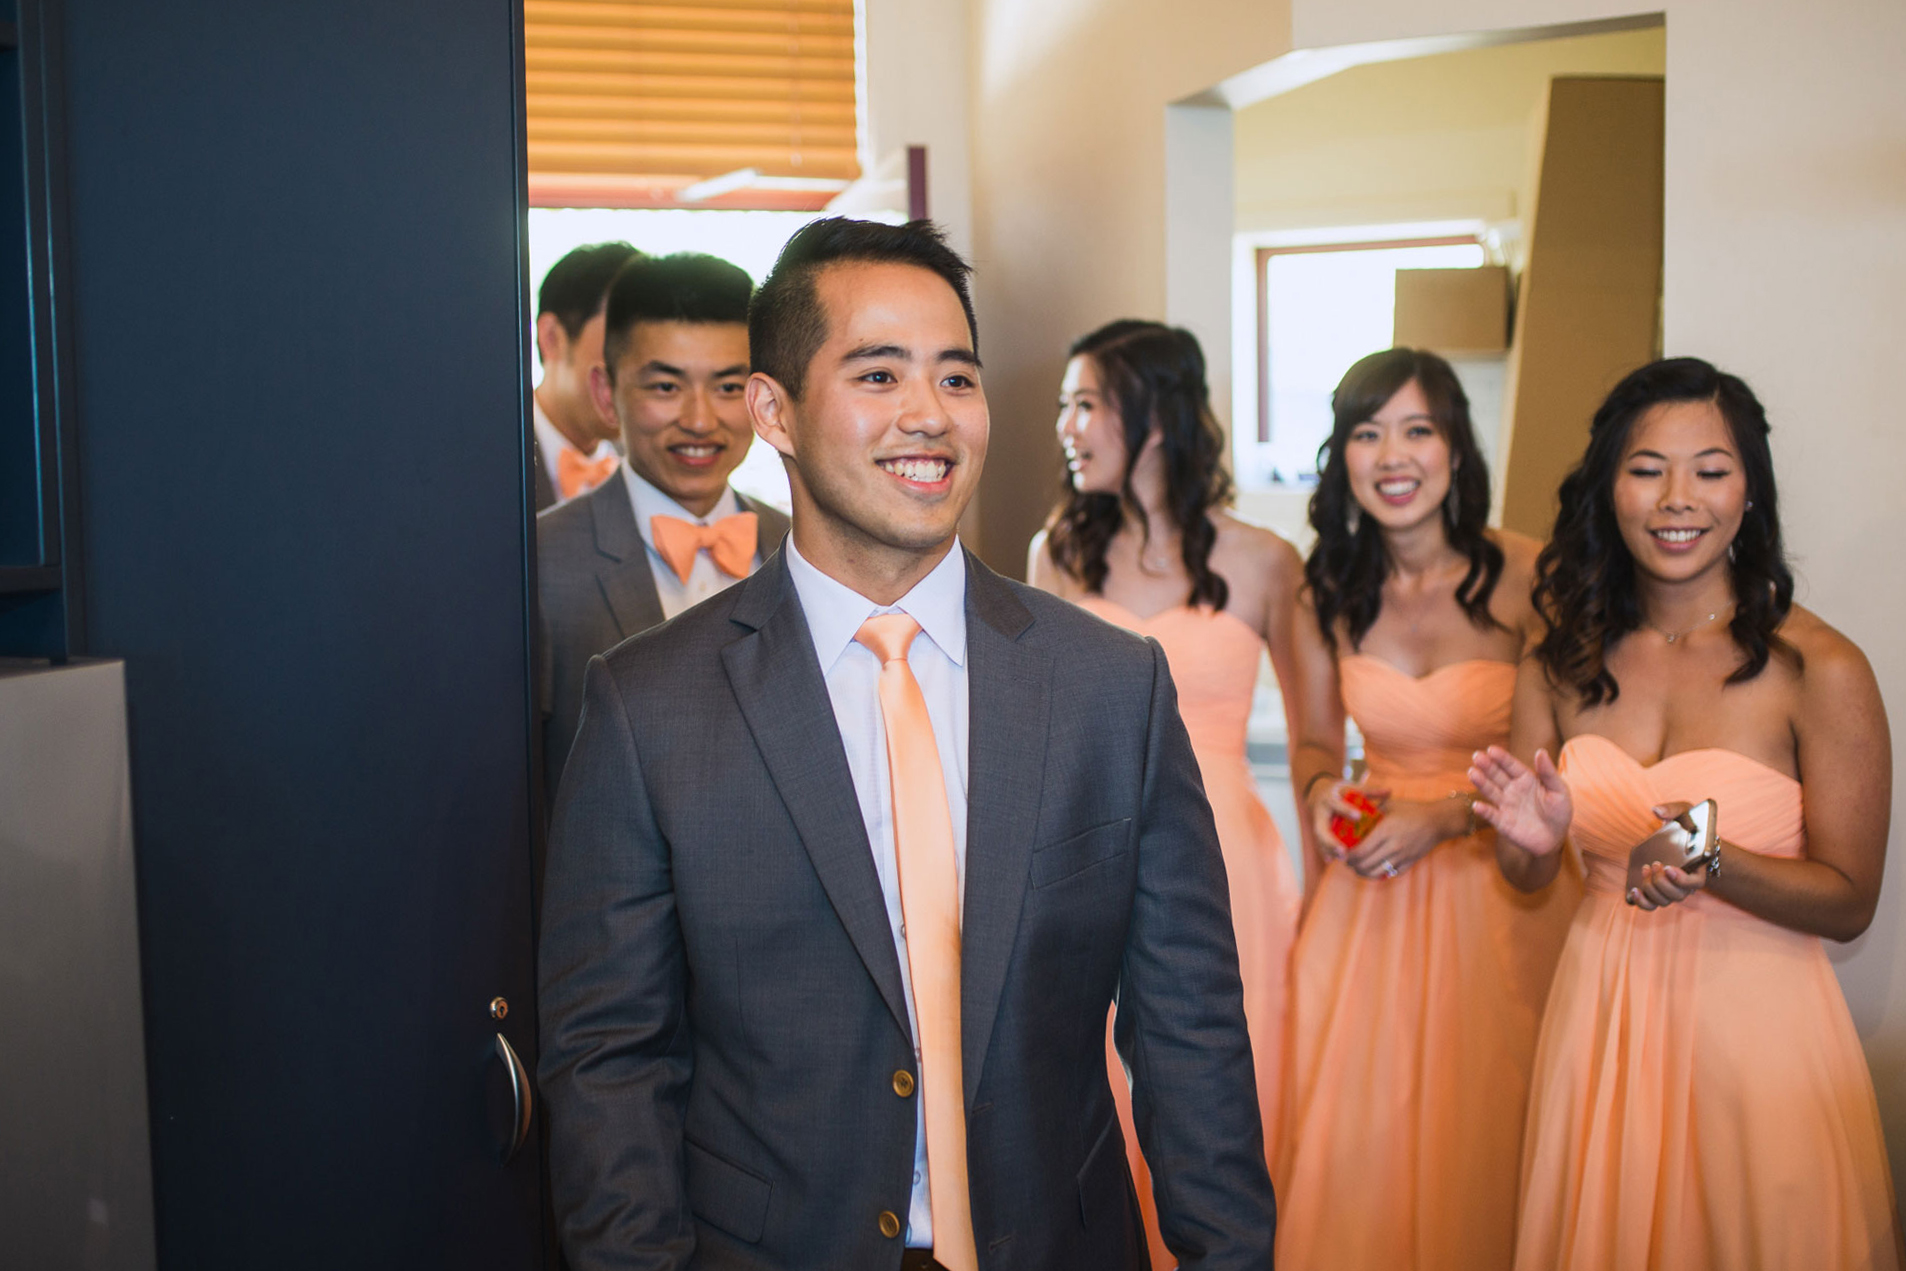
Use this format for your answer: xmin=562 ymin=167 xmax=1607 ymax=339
xmin=537 ymin=218 xmax=1276 ymax=1270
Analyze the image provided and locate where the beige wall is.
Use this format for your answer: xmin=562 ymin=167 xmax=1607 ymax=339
xmin=863 ymin=0 xmax=975 ymax=257
xmin=1233 ymin=27 xmax=1663 ymax=234
xmin=965 ymin=0 xmax=1288 ymax=574
xmin=968 ymin=0 xmax=1906 ymax=1174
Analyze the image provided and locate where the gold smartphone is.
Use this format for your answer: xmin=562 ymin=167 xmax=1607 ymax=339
xmin=1677 ymin=799 xmax=1719 ymax=865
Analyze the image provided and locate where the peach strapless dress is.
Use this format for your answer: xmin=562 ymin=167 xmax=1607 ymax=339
xmin=1514 ymin=734 xmax=1902 ymax=1270
xmin=1078 ymin=599 xmax=1300 ymax=1270
xmin=1276 ymin=656 xmax=1582 ymax=1271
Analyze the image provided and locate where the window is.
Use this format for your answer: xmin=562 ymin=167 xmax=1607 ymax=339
xmin=1239 ymin=234 xmax=1488 ymax=487
xmin=524 ymin=0 xmax=862 ymax=210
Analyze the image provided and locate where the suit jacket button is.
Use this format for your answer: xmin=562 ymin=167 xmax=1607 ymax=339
xmin=892 ymin=1069 xmax=915 ymax=1097
xmin=878 ymin=1210 xmax=902 ymax=1239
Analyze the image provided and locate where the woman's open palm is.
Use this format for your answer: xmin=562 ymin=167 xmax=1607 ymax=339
xmin=1469 ymin=744 xmax=1572 ymax=856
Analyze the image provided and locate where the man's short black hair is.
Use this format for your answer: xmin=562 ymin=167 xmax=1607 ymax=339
xmin=749 ymin=218 xmax=977 ymax=400
xmin=537 ymin=241 xmax=641 ymax=339
xmin=601 ymin=252 xmax=755 ymax=376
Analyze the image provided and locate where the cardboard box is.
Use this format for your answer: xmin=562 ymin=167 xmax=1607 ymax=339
xmin=1394 ymin=265 xmax=1510 ymax=355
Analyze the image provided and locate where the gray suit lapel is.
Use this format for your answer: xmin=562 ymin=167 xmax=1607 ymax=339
xmin=587 ymin=480 xmax=665 ymax=638
xmin=721 ymin=554 xmax=913 ymax=1041
xmin=960 ymin=553 xmax=1051 ymax=1102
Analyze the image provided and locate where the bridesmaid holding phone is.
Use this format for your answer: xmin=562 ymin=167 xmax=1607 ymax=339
xmin=1277 ymin=348 xmax=1581 ymax=1271
xmin=1031 ymin=319 xmax=1305 ymax=1269
xmin=1472 ymin=358 xmax=1900 ymax=1269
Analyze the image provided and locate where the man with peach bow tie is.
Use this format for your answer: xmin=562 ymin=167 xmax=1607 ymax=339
xmin=532 ymin=240 xmax=640 ymax=511
xmin=536 ymin=252 xmax=788 ymax=803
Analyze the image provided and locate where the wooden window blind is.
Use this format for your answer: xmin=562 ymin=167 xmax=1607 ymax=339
xmin=525 ymin=0 xmax=861 ymax=209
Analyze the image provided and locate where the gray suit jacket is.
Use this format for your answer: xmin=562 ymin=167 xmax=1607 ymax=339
xmin=535 ymin=478 xmax=789 ymax=802
xmin=532 ymin=433 xmax=557 ymax=513
xmin=537 ymin=547 xmax=1276 ymax=1270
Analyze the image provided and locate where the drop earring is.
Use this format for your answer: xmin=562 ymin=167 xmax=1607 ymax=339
xmin=1347 ymin=503 xmax=1362 ymax=534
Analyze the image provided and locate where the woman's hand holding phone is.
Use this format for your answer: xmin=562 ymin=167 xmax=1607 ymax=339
xmin=1627 ymin=799 xmax=1717 ymax=910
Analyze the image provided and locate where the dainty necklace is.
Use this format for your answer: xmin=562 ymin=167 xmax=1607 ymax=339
xmin=1646 ymin=606 xmax=1731 ymax=644
xmin=1137 ymin=537 xmax=1178 ymax=573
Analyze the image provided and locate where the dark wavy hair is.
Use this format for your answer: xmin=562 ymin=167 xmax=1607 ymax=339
xmin=1534 ymin=357 xmax=1794 ymax=705
xmin=1303 ymin=347 xmax=1502 ymax=649
xmin=1044 ymin=320 xmax=1233 ymax=610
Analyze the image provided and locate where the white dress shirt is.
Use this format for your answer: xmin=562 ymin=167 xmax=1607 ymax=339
xmin=783 ymin=535 xmax=970 ymax=1250
xmin=532 ymin=396 xmax=618 ymax=503
xmin=622 ymin=464 xmax=759 ymax=619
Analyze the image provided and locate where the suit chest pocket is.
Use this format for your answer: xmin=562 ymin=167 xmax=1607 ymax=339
xmin=1030 ymin=818 xmax=1133 ymax=889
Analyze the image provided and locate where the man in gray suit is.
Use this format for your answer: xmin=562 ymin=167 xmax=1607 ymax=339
xmin=537 ymin=253 xmax=789 ymax=799
xmin=538 ymin=219 xmax=1275 ymax=1269
xmin=532 ymin=241 xmax=640 ymax=512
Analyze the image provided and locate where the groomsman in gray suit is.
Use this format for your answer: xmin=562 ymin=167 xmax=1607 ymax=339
xmin=536 ymin=252 xmax=789 ymax=801
xmin=538 ymin=218 xmax=1275 ymax=1269
xmin=533 ymin=241 xmax=640 ymax=511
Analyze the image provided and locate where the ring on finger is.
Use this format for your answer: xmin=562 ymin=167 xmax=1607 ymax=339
xmin=1381 ymin=860 xmax=1399 ymax=878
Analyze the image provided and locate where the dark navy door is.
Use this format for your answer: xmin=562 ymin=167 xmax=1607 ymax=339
xmin=47 ymin=0 xmax=547 ymax=1264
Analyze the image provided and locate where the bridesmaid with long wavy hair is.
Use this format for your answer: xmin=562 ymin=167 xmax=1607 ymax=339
xmin=1030 ymin=318 xmax=1304 ymax=1270
xmin=1471 ymin=357 xmax=1900 ymax=1269
xmin=1277 ymin=347 xmax=1581 ymax=1271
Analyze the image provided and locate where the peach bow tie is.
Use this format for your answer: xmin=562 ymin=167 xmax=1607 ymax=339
xmin=556 ymin=447 xmax=619 ymax=500
xmin=854 ymin=613 xmax=977 ymax=1271
xmin=650 ymin=512 xmax=758 ymax=583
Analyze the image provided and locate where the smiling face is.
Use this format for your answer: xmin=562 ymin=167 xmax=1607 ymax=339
xmin=1342 ymin=378 xmax=1455 ymax=532
xmin=592 ymin=320 xmax=752 ymax=518
xmin=749 ymin=261 xmax=987 ymax=590
xmin=1056 ymin=355 xmax=1130 ymax=495
xmin=1611 ymin=397 xmax=1747 ymax=584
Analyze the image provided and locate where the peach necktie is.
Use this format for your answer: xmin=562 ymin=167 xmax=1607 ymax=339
xmin=556 ymin=447 xmax=619 ymax=500
xmin=649 ymin=512 xmax=758 ymax=583
xmin=854 ymin=614 xmax=977 ymax=1271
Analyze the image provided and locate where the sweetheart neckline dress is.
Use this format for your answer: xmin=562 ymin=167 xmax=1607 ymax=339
xmin=1513 ymin=733 xmax=1902 ymax=1270
xmin=1275 ymin=654 xmax=1582 ymax=1271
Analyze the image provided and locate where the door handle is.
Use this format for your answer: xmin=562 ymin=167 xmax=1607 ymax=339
xmin=494 ymin=1031 xmax=532 ymax=1163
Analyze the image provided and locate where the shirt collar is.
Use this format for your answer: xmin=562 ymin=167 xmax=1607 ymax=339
xmin=532 ymin=395 xmax=617 ymax=468
xmin=784 ymin=535 xmax=968 ymax=671
xmin=623 ymin=463 xmax=743 ymax=552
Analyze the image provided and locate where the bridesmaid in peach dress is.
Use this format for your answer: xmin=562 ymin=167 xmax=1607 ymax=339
xmin=1278 ymin=348 xmax=1581 ymax=1271
xmin=1030 ymin=319 xmax=1304 ymax=1269
xmin=1473 ymin=358 xmax=1900 ymax=1269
